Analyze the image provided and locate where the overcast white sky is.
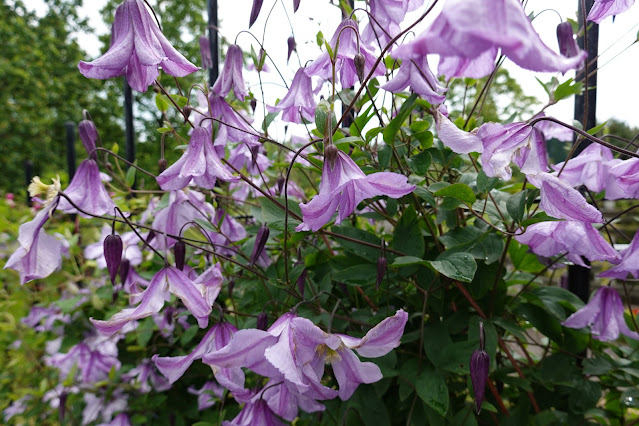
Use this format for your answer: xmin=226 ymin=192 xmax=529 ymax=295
xmin=24 ymin=0 xmax=639 ymax=129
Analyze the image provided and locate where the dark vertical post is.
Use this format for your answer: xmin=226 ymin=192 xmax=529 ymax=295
xmin=124 ymin=79 xmax=135 ymax=165
xmin=341 ymin=0 xmax=355 ymax=129
xmin=24 ymin=160 xmax=33 ymax=207
xmin=569 ymin=0 xmax=599 ymax=303
xmin=65 ymin=121 xmax=77 ymax=180
xmin=207 ymin=0 xmax=219 ymax=87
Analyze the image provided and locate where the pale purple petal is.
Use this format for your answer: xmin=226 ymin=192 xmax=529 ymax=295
xmin=533 ymin=173 xmax=604 ymax=223
xmin=587 ymin=0 xmax=635 ymax=23
xmin=332 ymin=348 xmax=383 ymax=400
xmin=57 ymin=159 xmax=116 ymax=218
xmin=213 ymin=44 xmax=247 ymax=100
xmin=338 ymin=309 xmax=408 ymax=358
xmin=436 ymin=110 xmax=483 ymax=154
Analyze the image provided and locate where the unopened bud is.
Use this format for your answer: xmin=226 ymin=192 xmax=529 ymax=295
xmin=146 ymin=230 xmax=156 ymax=244
xmin=257 ymin=312 xmax=268 ymax=330
xmin=257 ymin=48 xmax=267 ymax=72
xmin=470 ymin=349 xmax=490 ymax=414
xmin=104 ymin=234 xmax=123 ymax=285
xmin=183 ymin=105 xmax=193 ymax=123
xmin=78 ymin=119 xmax=98 ymax=159
xmin=557 ymin=21 xmax=579 ymax=58
xmin=354 ymin=52 xmax=366 ymax=82
xmin=276 ymin=176 xmax=285 ymax=196
xmin=250 ymin=98 xmax=257 ymax=112
xmin=376 ymin=257 xmax=387 ymax=290
xmin=158 ymin=158 xmax=168 ymax=174
xmin=250 ymin=224 xmax=270 ymax=265
xmin=287 ymin=36 xmax=296 ymax=63
xmin=324 ymin=143 xmax=338 ymax=171
xmin=119 ymin=258 xmax=130 ymax=285
xmin=174 ymin=241 xmax=186 ymax=270
xmin=296 ymin=268 xmax=307 ymax=298
xmin=250 ymin=144 xmax=261 ymax=169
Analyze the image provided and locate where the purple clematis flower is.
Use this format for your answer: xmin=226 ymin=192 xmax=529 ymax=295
xmin=516 ymin=221 xmax=621 ymax=267
xmin=606 ymin=157 xmax=639 ymax=199
xmin=152 ymin=190 xmax=210 ymax=249
xmin=380 ymin=57 xmax=447 ymax=105
xmin=297 ymin=151 xmax=415 ymax=231
xmin=261 ymin=380 xmax=327 ymax=421
xmin=4 ymin=200 xmax=63 ymax=284
xmin=222 ymin=395 xmax=285 ymax=426
xmin=562 ymin=286 xmax=639 ymax=341
xmin=213 ymin=44 xmax=247 ymax=101
xmin=552 ymin=144 xmax=614 ymax=193
xmin=435 ymin=109 xmax=483 ymax=154
xmin=78 ymin=0 xmax=199 ymax=92
xmin=91 ymin=267 xmax=211 ymax=335
xmin=530 ymin=172 xmax=604 ymax=223
xmin=587 ymin=0 xmax=635 ymax=23
xmin=267 ymin=68 xmax=316 ymax=123
xmin=98 ymin=413 xmax=132 ymax=426
xmin=199 ymin=36 xmax=213 ymax=69
xmin=478 ymin=121 xmax=548 ymax=180
xmin=305 ymin=19 xmax=385 ymax=88
xmin=84 ymin=225 xmax=143 ymax=270
xmin=599 ymin=230 xmax=639 ymax=279
xmin=57 ymin=160 xmax=117 ymax=218
xmin=362 ymin=0 xmax=424 ymax=47
xmin=122 ymin=358 xmax=171 ymax=393
xmin=438 ymin=48 xmax=498 ymax=80
xmin=47 ymin=341 xmax=121 ymax=384
xmin=156 ymin=127 xmax=238 ymax=190
xmin=78 ymin=118 xmax=99 ymax=159
xmin=393 ymin=0 xmax=587 ymax=78
xmin=188 ymin=381 xmax=225 ymax=411
xmin=206 ymin=95 xmax=260 ymax=146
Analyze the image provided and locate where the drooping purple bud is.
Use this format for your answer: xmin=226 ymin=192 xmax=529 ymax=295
xmin=296 ymin=268 xmax=307 ymax=297
xmin=293 ymin=0 xmax=300 ymax=12
xmin=119 ymin=258 xmax=130 ymax=284
xmin=557 ymin=22 xmax=580 ymax=58
xmin=376 ymin=257 xmax=387 ymax=290
xmin=249 ymin=0 xmax=264 ymax=27
xmin=174 ymin=241 xmax=186 ymax=271
xmin=354 ymin=52 xmax=366 ymax=82
xmin=287 ymin=36 xmax=296 ymax=63
xmin=250 ymin=224 xmax=270 ymax=265
xmin=146 ymin=230 xmax=156 ymax=244
xmin=158 ymin=158 xmax=168 ymax=174
xmin=256 ymin=312 xmax=268 ymax=330
xmin=470 ymin=322 xmax=490 ymax=413
xmin=250 ymin=98 xmax=257 ymax=112
xmin=104 ymin=234 xmax=123 ymax=285
xmin=324 ymin=142 xmax=338 ymax=171
xmin=183 ymin=105 xmax=193 ymax=123
xmin=257 ymin=48 xmax=267 ymax=72
xmin=78 ymin=119 xmax=99 ymax=159
xmin=276 ymin=176 xmax=286 ymax=196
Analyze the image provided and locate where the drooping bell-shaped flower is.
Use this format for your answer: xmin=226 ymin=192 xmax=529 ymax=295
xmin=587 ymin=0 xmax=635 ymax=23
xmin=57 ymin=160 xmax=117 ymax=218
xmin=78 ymin=119 xmax=99 ymax=160
xmin=261 ymin=380 xmax=327 ymax=421
xmin=599 ymin=230 xmax=639 ymax=279
xmin=393 ymin=0 xmax=587 ymax=78
xmin=380 ymin=57 xmax=447 ymax=105
xmin=207 ymin=95 xmax=260 ymax=145
xmin=516 ymin=221 xmax=621 ymax=267
xmin=606 ymin=157 xmax=639 ymax=199
xmin=199 ymin=35 xmax=213 ymax=69
xmin=435 ymin=109 xmax=483 ymax=154
xmin=361 ymin=0 xmax=425 ymax=47
xmin=267 ymin=68 xmax=316 ymax=123
xmin=104 ymin=233 xmax=123 ymax=285
xmin=78 ymin=0 xmax=199 ymax=92
xmin=156 ymin=127 xmax=238 ymax=191
xmin=562 ymin=286 xmax=639 ymax=341
xmin=297 ymin=150 xmax=416 ymax=231
xmin=478 ymin=121 xmax=548 ymax=180
xmin=437 ymin=48 xmax=498 ymax=80
xmin=4 ymin=201 xmax=63 ymax=284
xmin=46 ymin=341 xmax=121 ymax=384
xmin=305 ymin=19 xmax=385 ymax=88
xmin=152 ymin=190 xmax=210 ymax=249
xmin=531 ymin=172 xmax=604 ymax=223
xmin=213 ymin=44 xmax=247 ymax=101
xmin=552 ymin=143 xmax=614 ymax=193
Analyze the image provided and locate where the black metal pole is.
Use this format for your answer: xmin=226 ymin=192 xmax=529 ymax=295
xmin=24 ymin=160 xmax=33 ymax=207
xmin=207 ymin=0 xmax=219 ymax=87
xmin=124 ymin=79 xmax=135 ymax=165
xmin=65 ymin=121 xmax=76 ymax=180
xmin=569 ymin=0 xmax=599 ymax=303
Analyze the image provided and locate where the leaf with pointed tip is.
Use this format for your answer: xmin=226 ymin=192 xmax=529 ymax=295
xmin=249 ymin=0 xmax=263 ymax=27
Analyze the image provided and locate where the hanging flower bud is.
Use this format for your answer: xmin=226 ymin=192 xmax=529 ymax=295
xmin=557 ymin=22 xmax=580 ymax=58
xmin=470 ymin=322 xmax=490 ymax=414
xmin=354 ymin=52 xmax=366 ymax=82
xmin=296 ymin=267 xmax=307 ymax=297
xmin=174 ymin=241 xmax=186 ymax=271
xmin=376 ymin=257 xmax=387 ymax=290
xmin=104 ymin=234 xmax=123 ymax=285
xmin=119 ymin=258 xmax=130 ymax=285
xmin=293 ymin=0 xmax=300 ymax=12
xmin=287 ymin=36 xmax=296 ymax=63
xmin=158 ymin=158 xmax=168 ymax=174
xmin=146 ymin=230 xmax=156 ymax=244
xmin=256 ymin=312 xmax=268 ymax=330
xmin=249 ymin=0 xmax=264 ymax=28
xmin=78 ymin=119 xmax=99 ymax=159
xmin=324 ymin=142 xmax=338 ymax=171
xmin=276 ymin=176 xmax=286 ymax=196
xmin=250 ymin=98 xmax=257 ymax=112
xmin=250 ymin=224 xmax=270 ymax=265
xmin=183 ymin=105 xmax=193 ymax=123
xmin=256 ymin=48 xmax=267 ymax=72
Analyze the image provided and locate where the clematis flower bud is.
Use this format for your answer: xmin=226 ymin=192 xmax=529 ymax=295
xmin=119 ymin=258 xmax=130 ymax=285
xmin=256 ymin=312 xmax=268 ymax=330
xmin=174 ymin=241 xmax=186 ymax=271
xmin=376 ymin=257 xmax=387 ymax=290
xmin=557 ymin=22 xmax=579 ymax=58
xmin=158 ymin=158 xmax=168 ymax=174
xmin=78 ymin=119 xmax=99 ymax=159
xmin=354 ymin=52 xmax=366 ymax=82
xmin=250 ymin=224 xmax=270 ymax=265
xmin=183 ymin=105 xmax=193 ymax=123
xmin=104 ymin=234 xmax=123 ymax=285
xmin=324 ymin=142 xmax=339 ymax=171
xmin=470 ymin=322 xmax=490 ymax=413
xmin=287 ymin=36 xmax=296 ymax=63
xmin=250 ymin=98 xmax=257 ymax=112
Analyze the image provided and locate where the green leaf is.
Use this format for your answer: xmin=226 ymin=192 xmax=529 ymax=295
xmin=175 ymin=95 xmax=188 ymax=108
xmin=125 ymin=161 xmax=137 ymax=187
xmin=406 ymin=151 xmax=431 ymax=175
xmin=391 ymin=256 xmax=428 ymax=267
xmin=430 ymin=252 xmax=477 ymax=282
xmin=383 ymin=93 xmax=417 ymax=145
xmin=53 ymin=295 xmax=84 ymax=314
xmin=378 ymin=144 xmax=392 ymax=169
xmin=476 ymin=170 xmax=499 ymax=193
xmin=392 ymin=205 xmax=424 ymax=258
xmin=433 ymin=183 xmax=476 ymax=205
xmin=314 ymin=100 xmax=335 ymax=136
xmin=520 ymin=212 xmax=562 ymax=228
xmin=554 ymin=78 xmax=583 ymax=102
xmin=316 ymin=30 xmax=324 ymax=47
xmin=415 ymin=369 xmax=449 ymax=417
xmin=506 ymin=191 xmax=527 ymax=223
xmin=156 ymin=126 xmax=172 ymax=134
xmin=155 ymin=94 xmax=170 ymax=112
xmin=587 ymin=121 xmax=607 ymax=135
